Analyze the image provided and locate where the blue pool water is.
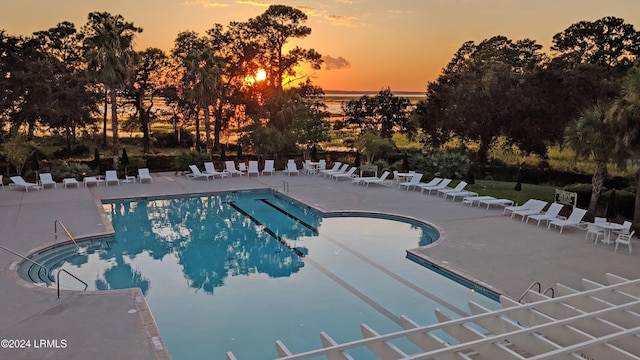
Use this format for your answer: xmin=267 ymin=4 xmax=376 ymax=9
xmin=45 ymin=190 xmax=499 ymax=359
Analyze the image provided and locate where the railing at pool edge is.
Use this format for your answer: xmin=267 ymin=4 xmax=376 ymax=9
xmin=0 ymin=245 xmax=47 ymax=275
xmin=57 ymin=269 xmax=88 ymax=298
xmin=54 ymin=219 xmax=79 ymax=249
xmin=274 ymin=181 xmax=289 ymax=193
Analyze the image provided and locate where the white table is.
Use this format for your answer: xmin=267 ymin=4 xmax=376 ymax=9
xmin=83 ymin=176 xmax=103 ymax=187
xmin=596 ymin=222 xmax=625 ymax=244
xmin=123 ymin=175 xmax=136 ymax=184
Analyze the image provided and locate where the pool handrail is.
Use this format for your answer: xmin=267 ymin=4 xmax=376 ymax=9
xmin=57 ymin=269 xmax=88 ymax=298
xmin=0 ymin=245 xmax=47 ymax=275
xmin=54 ymin=219 xmax=79 ymax=249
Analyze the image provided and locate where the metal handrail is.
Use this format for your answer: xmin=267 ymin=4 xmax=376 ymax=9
xmin=0 ymin=245 xmax=47 ymax=275
xmin=57 ymin=269 xmax=88 ymax=298
xmin=275 ymin=181 xmax=289 ymax=193
xmin=518 ymin=281 xmax=542 ymax=303
xmin=543 ymin=287 xmax=555 ymax=298
xmin=55 ymin=219 xmax=79 ymax=249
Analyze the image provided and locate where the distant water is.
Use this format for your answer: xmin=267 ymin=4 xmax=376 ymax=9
xmin=323 ymin=91 xmax=425 ymax=115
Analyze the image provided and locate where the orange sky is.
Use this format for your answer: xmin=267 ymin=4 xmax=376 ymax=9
xmin=2 ymin=0 xmax=640 ymax=92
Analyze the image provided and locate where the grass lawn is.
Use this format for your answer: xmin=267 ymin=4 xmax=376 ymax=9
xmin=462 ymin=179 xmax=559 ymax=206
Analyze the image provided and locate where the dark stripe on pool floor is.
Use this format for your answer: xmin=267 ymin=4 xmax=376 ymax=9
xmin=257 ymin=199 xmax=319 ymax=234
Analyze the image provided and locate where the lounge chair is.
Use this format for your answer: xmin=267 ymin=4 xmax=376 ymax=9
xmin=398 ymin=173 xmax=423 ymax=191
xmin=105 ymin=170 xmax=120 ymax=186
xmin=525 ymin=202 xmax=564 ymax=227
xmin=323 ymin=163 xmax=348 ymax=178
xmin=187 ymin=165 xmax=215 ymax=181
xmin=547 ymin=207 xmax=588 ymax=233
xmin=247 ymin=161 xmax=259 ymax=177
xmin=359 ymin=171 xmax=391 ymax=187
xmin=331 ymin=166 xmax=357 ymax=181
xmin=614 ymin=230 xmax=635 ymax=254
xmin=83 ymin=176 xmax=100 ymax=187
xmin=437 ymin=181 xmax=467 ymax=198
xmin=262 ymin=160 xmax=275 ymax=176
xmin=39 ymin=173 xmax=57 ymax=189
xmin=283 ymin=162 xmax=299 ymax=176
xmin=416 ymin=177 xmax=442 ymax=193
xmin=204 ymin=162 xmax=227 ymax=179
xmin=137 ymin=168 xmax=153 ymax=183
xmin=9 ymin=176 xmax=41 ymax=192
xmin=420 ymin=178 xmax=451 ymax=195
xmin=510 ymin=200 xmax=548 ymax=221
xmin=238 ymin=163 xmax=248 ymax=173
xmin=320 ymin=162 xmax=342 ymax=177
xmin=503 ymin=199 xmax=538 ymax=216
xmin=444 ymin=190 xmax=479 ymax=202
xmin=225 ymin=161 xmax=244 ymax=177
xmin=478 ymin=197 xmax=514 ymax=210
xmin=462 ymin=195 xmax=496 ymax=206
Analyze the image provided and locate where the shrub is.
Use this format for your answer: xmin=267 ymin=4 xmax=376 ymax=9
xmin=417 ymin=152 xmax=471 ymax=179
xmin=152 ymin=129 xmax=194 ymax=148
xmin=50 ymin=162 xmax=93 ymax=181
xmin=172 ymin=150 xmax=211 ymax=172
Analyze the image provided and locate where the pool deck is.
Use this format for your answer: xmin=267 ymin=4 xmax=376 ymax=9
xmin=1 ymin=171 xmax=638 ymax=359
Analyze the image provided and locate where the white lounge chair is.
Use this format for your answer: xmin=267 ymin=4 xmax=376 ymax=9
xmin=420 ymin=178 xmax=451 ymax=194
xmin=283 ymin=162 xmax=299 ymax=176
xmin=105 ymin=170 xmax=120 ymax=186
xmin=39 ymin=173 xmax=57 ymax=189
xmin=445 ymin=190 xmax=479 ymax=202
xmin=437 ymin=181 xmax=467 ymax=198
xmin=225 ymin=161 xmax=244 ymax=177
xmin=548 ymin=207 xmax=588 ymax=233
xmin=478 ymin=197 xmax=514 ymax=210
xmin=238 ymin=163 xmax=247 ymax=173
xmin=187 ymin=165 xmax=215 ymax=181
xmin=323 ymin=163 xmax=348 ymax=178
xmin=398 ymin=173 xmax=423 ymax=191
xmin=204 ymin=162 xmax=227 ymax=179
xmin=320 ymin=162 xmax=343 ymax=177
xmin=83 ymin=176 xmax=100 ymax=187
xmin=416 ymin=177 xmax=442 ymax=193
xmin=526 ymin=202 xmax=564 ymax=227
xmin=614 ymin=230 xmax=635 ymax=254
xmin=462 ymin=195 xmax=496 ymax=206
xmin=9 ymin=176 xmax=41 ymax=192
xmin=503 ymin=199 xmax=538 ymax=216
xmin=262 ymin=160 xmax=275 ymax=176
xmin=247 ymin=161 xmax=259 ymax=177
xmin=359 ymin=171 xmax=391 ymax=187
xmin=511 ymin=200 xmax=548 ymax=221
xmin=331 ymin=166 xmax=357 ymax=181
xmin=137 ymin=168 xmax=153 ymax=183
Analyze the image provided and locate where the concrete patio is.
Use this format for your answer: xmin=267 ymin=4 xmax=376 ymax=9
xmin=0 ymin=171 xmax=638 ymax=359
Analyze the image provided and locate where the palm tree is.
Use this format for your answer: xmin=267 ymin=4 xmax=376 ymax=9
xmin=564 ymin=104 xmax=614 ymax=216
xmin=83 ymin=12 xmax=142 ymax=159
xmin=607 ymin=65 xmax=640 ymax=228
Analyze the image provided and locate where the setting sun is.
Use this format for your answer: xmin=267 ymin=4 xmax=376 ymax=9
xmin=255 ymin=69 xmax=266 ymax=82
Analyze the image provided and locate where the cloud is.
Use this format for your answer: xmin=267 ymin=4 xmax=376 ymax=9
xmin=323 ymin=55 xmax=351 ymax=70
xmin=236 ymin=0 xmax=270 ymax=6
xmin=183 ymin=0 xmax=230 ymax=7
xmin=294 ymin=5 xmax=322 ymax=17
xmin=325 ymin=14 xmax=359 ymax=27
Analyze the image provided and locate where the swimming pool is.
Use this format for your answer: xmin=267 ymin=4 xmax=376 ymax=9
xmin=23 ymin=190 xmax=500 ymax=359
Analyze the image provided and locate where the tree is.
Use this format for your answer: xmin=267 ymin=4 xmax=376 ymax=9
xmin=339 ymin=88 xmax=415 ymax=139
xmin=551 ymin=16 xmax=640 ymax=68
xmin=355 ymin=132 xmax=396 ymax=165
xmin=564 ymin=105 xmax=614 ymax=216
xmin=246 ymin=5 xmax=322 ymax=90
xmin=607 ymin=65 xmax=640 ymax=228
xmin=83 ymin=12 xmax=142 ymax=159
xmin=124 ymin=47 xmax=169 ymax=153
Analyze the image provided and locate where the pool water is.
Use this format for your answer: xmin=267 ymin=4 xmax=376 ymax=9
xmin=52 ymin=190 xmax=499 ymax=359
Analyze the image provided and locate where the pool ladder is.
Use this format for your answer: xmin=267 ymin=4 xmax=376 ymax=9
xmin=518 ymin=281 xmax=555 ymax=303
xmin=275 ymin=181 xmax=289 ymax=193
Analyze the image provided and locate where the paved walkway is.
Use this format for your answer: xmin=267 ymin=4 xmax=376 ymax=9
xmin=0 ymin=171 xmax=638 ymax=359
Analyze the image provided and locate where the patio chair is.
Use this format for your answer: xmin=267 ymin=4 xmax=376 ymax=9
xmin=420 ymin=178 xmax=451 ymax=195
xmin=331 ymin=166 xmax=357 ymax=181
xmin=137 ymin=168 xmax=153 ymax=183
xmin=398 ymin=173 xmax=423 ymax=191
xmin=238 ymin=163 xmax=248 ymax=173
xmin=323 ymin=163 xmax=348 ymax=178
xmin=359 ymin=171 xmax=391 ymax=187
xmin=283 ymin=161 xmax=299 ymax=176
xmin=503 ymin=199 xmax=538 ymax=216
xmin=225 ymin=161 xmax=244 ymax=177
xmin=614 ymin=230 xmax=635 ymax=254
xmin=247 ymin=161 xmax=259 ymax=177
xmin=510 ymin=200 xmax=548 ymax=221
xmin=187 ymin=165 xmax=215 ymax=181
xmin=204 ymin=162 xmax=227 ymax=179
xmin=526 ymin=202 xmax=564 ymax=227
xmin=585 ymin=223 xmax=605 ymax=245
xmin=9 ymin=176 xmax=40 ymax=192
xmin=317 ymin=159 xmax=326 ymax=171
xmin=614 ymin=221 xmax=632 ymax=236
xmin=547 ymin=208 xmax=588 ymax=233
xmin=39 ymin=173 xmax=57 ymax=189
xmin=105 ymin=170 xmax=120 ymax=186
xmin=416 ymin=177 xmax=442 ymax=193
xmin=262 ymin=160 xmax=275 ymax=176
xmin=0 ymin=174 xmax=3 ymax=189
xmin=437 ymin=181 xmax=467 ymax=198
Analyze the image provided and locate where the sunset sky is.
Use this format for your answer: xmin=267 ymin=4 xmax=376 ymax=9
xmin=2 ymin=0 xmax=640 ymax=92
